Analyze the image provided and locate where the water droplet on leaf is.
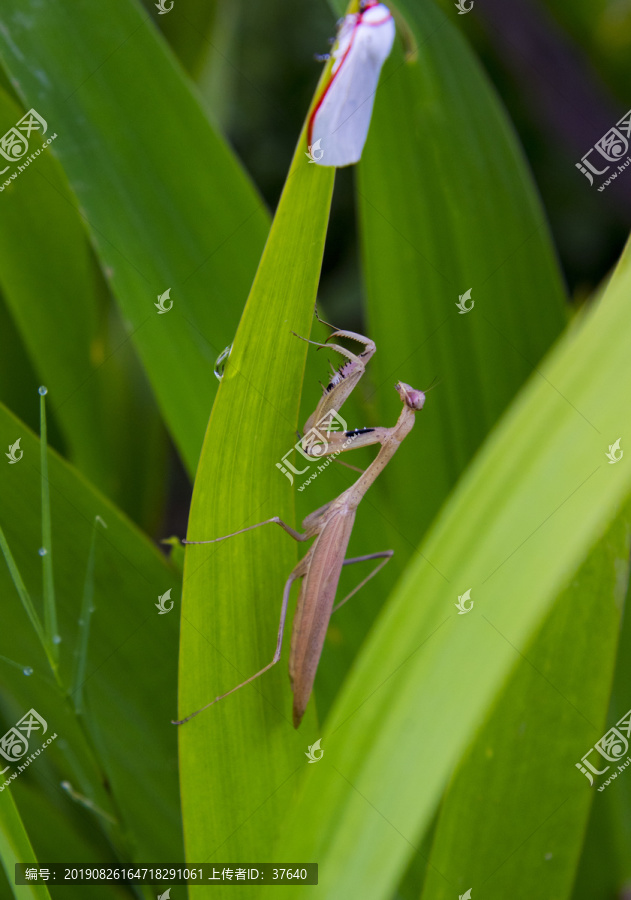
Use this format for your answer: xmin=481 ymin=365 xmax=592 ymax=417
xmin=214 ymin=344 xmax=233 ymax=381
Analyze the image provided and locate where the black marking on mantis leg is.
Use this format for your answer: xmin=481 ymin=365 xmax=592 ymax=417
xmin=294 ymin=316 xmax=376 ymax=437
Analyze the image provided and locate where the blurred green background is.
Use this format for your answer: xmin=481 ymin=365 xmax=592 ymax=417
xmin=0 ymin=0 xmax=630 ymax=898
xmin=159 ymin=0 xmax=630 ymax=328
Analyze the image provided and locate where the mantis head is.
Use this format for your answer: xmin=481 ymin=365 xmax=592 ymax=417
xmin=396 ymin=382 xmax=425 ymax=410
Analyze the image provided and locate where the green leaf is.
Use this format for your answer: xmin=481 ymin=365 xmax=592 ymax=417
xmin=0 ymin=790 xmax=51 ymax=900
xmin=0 ymin=399 xmax=182 ymax=862
xmin=0 ymin=88 xmax=107 ymax=492
xmin=8 ymin=779 xmax=130 ymax=900
xmin=572 ymin=796 xmax=626 ymax=900
xmin=178 ymin=130 xmax=335 ymax=866
xmin=0 ymin=527 xmax=46 ymax=662
xmin=72 ymin=516 xmax=107 ymax=715
xmin=421 ymin=503 xmax=630 ymax=899
xmin=0 ymin=86 xmax=168 ymax=528
xmin=315 ymin=0 xmax=567 ymax=733
xmin=150 ymin=0 xmax=218 ymax=79
xmin=574 ymin=524 xmax=631 ymax=898
xmin=38 ymin=390 xmax=58 ymax=667
xmin=0 ymin=0 xmax=270 ymax=475
xmin=357 ymin=0 xmax=567 ymax=541
xmin=272 ymin=237 xmax=631 ymax=898
xmin=0 ymin=291 xmax=41 ymax=439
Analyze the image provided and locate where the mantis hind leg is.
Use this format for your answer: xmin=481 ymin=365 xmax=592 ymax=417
xmin=181 ymin=516 xmax=308 ymax=546
xmin=172 ymin=556 xmax=309 ymax=725
xmin=332 ymin=551 xmax=394 ymax=613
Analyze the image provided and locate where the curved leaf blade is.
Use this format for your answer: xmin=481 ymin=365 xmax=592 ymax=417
xmin=0 ymin=790 xmax=51 ymax=900
xmin=273 ymin=239 xmax=631 ymax=899
xmin=0 ymin=0 xmax=270 ymax=475
xmin=314 ymin=0 xmax=569 ymax=756
xmin=358 ymin=0 xmax=568 ymax=542
xmin=421 ymin=504 xmax=630 ymax=899
xmin=0 ymin=400 xmax=182 ymax=862
xmin=178 ymin=134 xmax=335 ymax=868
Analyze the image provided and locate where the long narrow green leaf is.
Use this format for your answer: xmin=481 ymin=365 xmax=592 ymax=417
xmin=272 ymin=236 xmax=631 ymax=898
xmin=0 ymin=0 xmax=270 ymax=475
xmin=0 ymin=290 xmax=41 ymax=440
xmin=38 ymin=389 xmax=57 ymax=665
xmin=0 ymin=86 xmax=168 ymax=528
xmin=0 ymin=791 xmax=51 ymax=900
xmin=151 ymin=0 xmax=218 ymax=78
xmin=574 ymin=535 xmax=631 ymax=898
xmin=9 ymin=779 xmax=129 ymax=900
xmin=72 ymin=516 xmax=106 ymax=715
xmin=310 ymin=0 xmax=569 ymax=727
xmin=356 ymin=0 xmax=567 ymax=541
xmin=0 ymin=529 xmax=45 ymax=660
xmin=421 ymin=504 xmax=630 ymax=899
xmin=179 ymin=134 xmax=334 ymax=873
xmin=0 ymin=401 xmax=182 ymax=862
xmin=605 ymin=564 xmax=631 ymax=891
xmin=0 ymin=86 xmax=103 ymax=486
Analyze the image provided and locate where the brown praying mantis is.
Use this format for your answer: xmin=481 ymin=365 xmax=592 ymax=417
xmin=174 ymin=319 xmax=426 ymax=728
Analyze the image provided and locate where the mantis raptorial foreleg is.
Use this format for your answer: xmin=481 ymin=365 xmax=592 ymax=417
xmin=294 ymin=311 xmax=400 ymax=462
xmin=294 ymin=328 xmax=375 ymax=435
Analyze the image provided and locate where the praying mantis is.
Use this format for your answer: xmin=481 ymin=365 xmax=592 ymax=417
xmin=174 ymin=319 xmax=426 ymax=728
